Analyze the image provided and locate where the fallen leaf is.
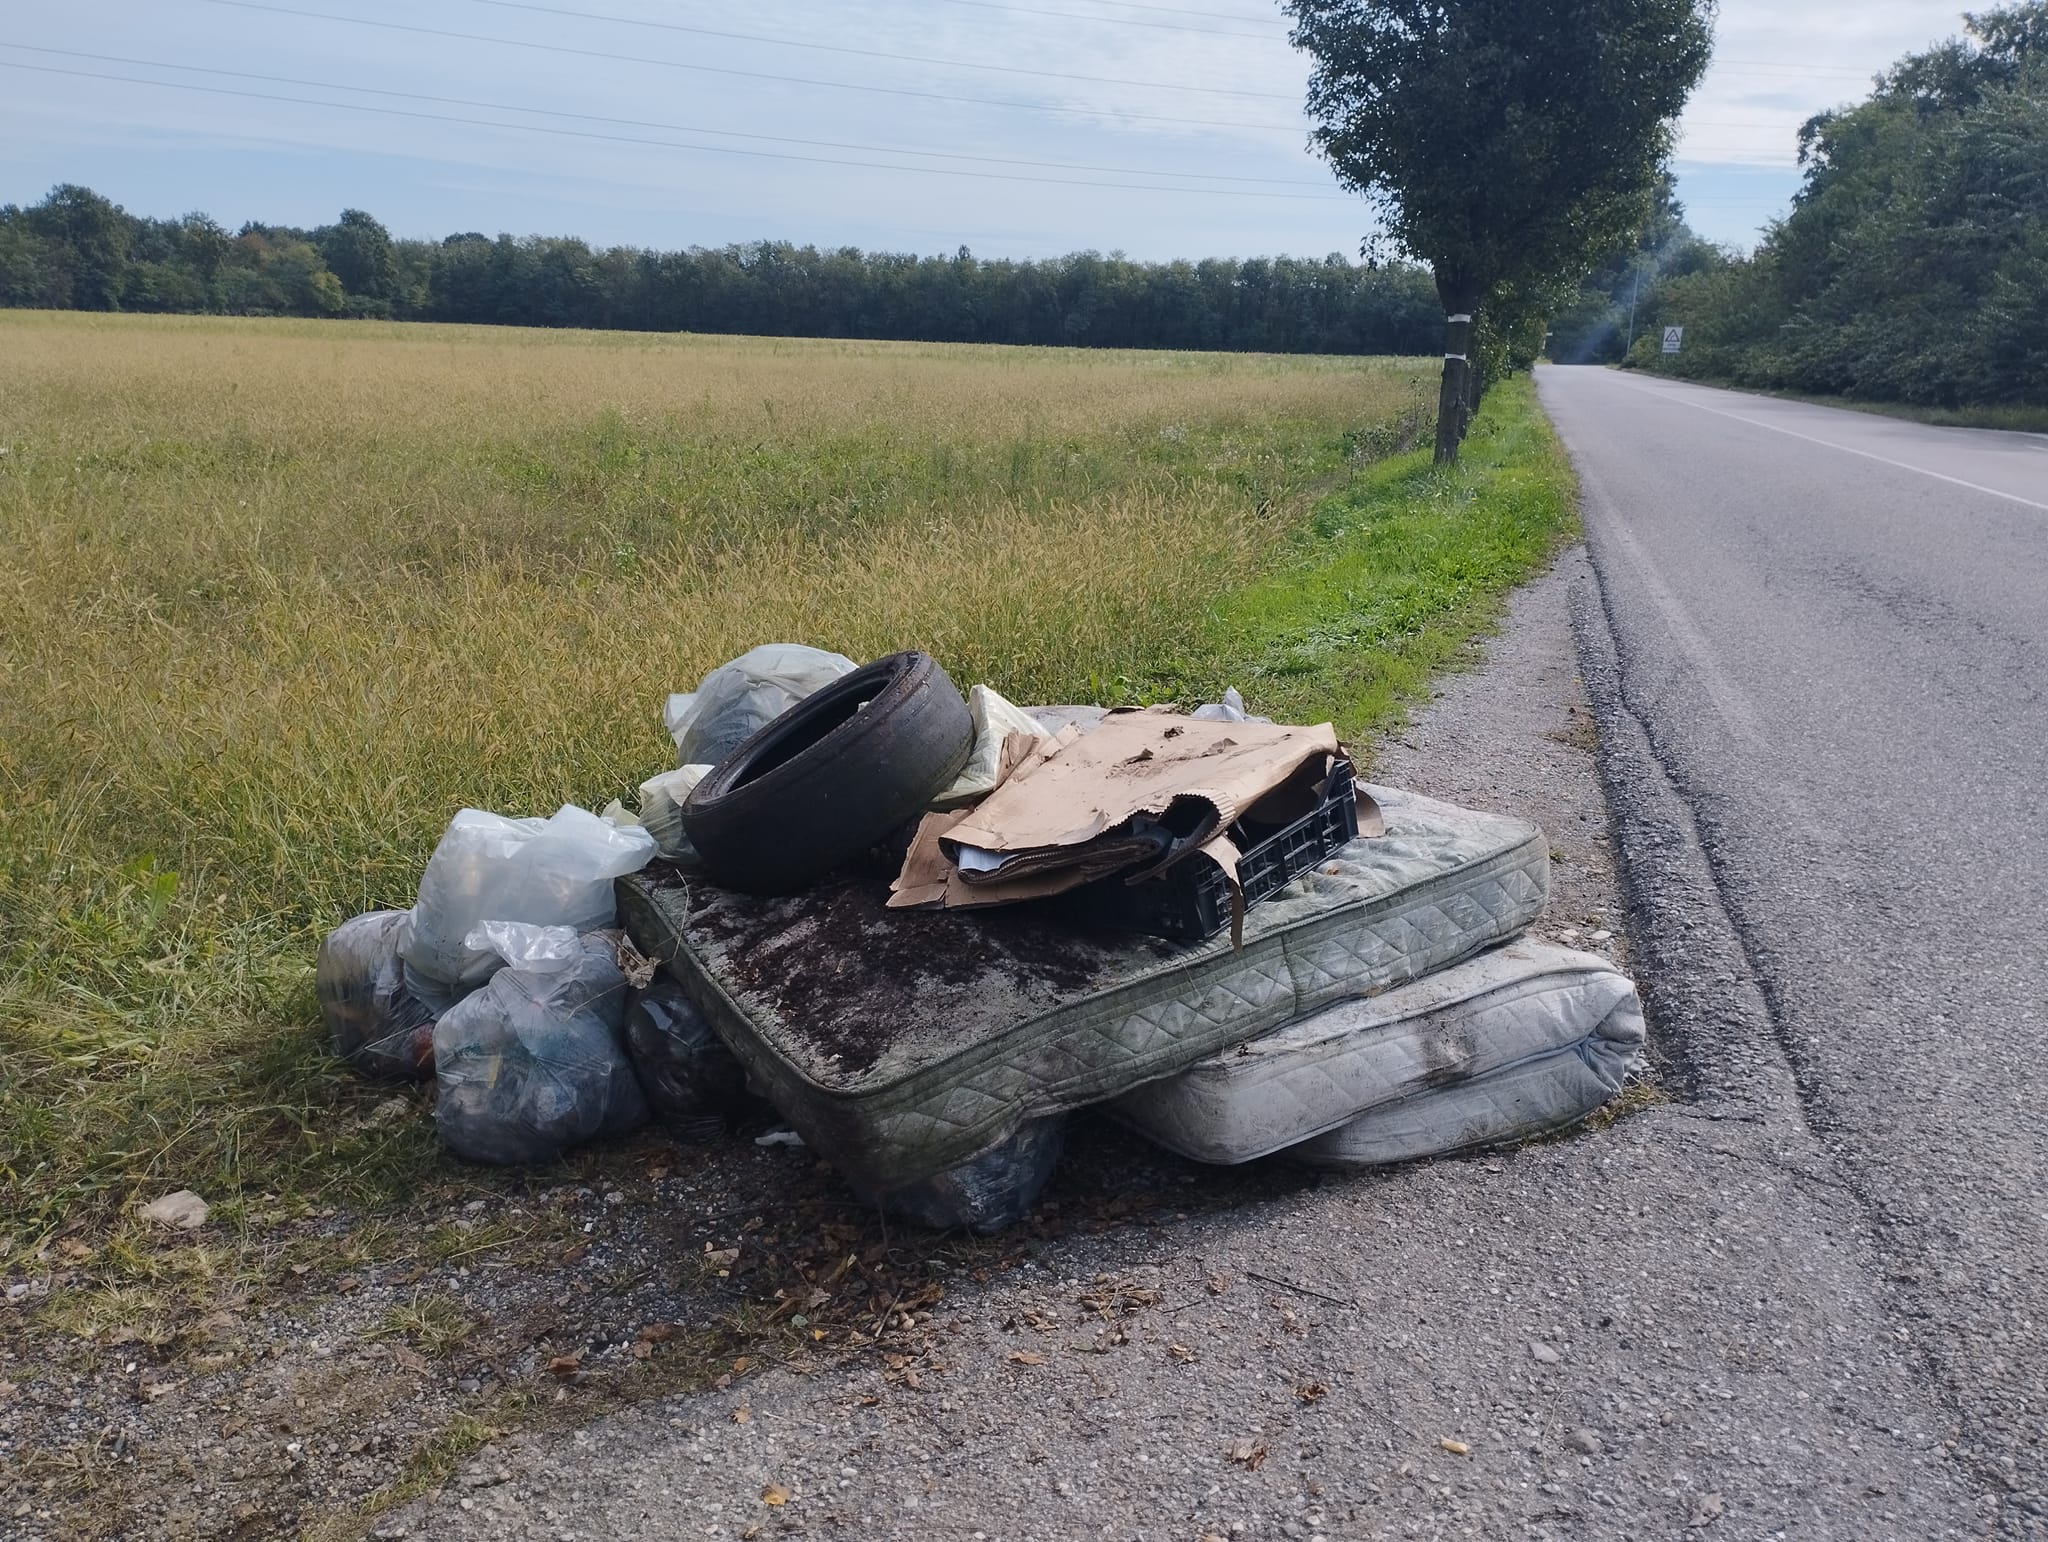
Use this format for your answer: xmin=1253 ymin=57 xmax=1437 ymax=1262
xmin=57 ymin=1239 xmax=92 ymax=1262
xmin=1227 ymin=1439 xmax=1268 ymax=1471
xmin=138 ymin=1190 xmax=208 ymax=1231
xmin=337 ymin=1276 xmax=361 ymax=1294
xmin=645 ymin=1166 xmax=669 ymax=1181
xmin=1440 ymin=1438 xmax=1471 ymax=1457
xmin=546 ymin=1353 xmax=583 ymax=1379
xmin=761 ymin=1483 xmax=791 ymax=1506
xmin=630 ymin=1342 xmax=653 ymax=1360
xmin=0 ymin=1381 xmax=15 ymax=1397
xmin=1206 ymin=1272 xmax=1232 ymax=1295
xmin=731 ymin=1356 xmax=751 ymax=1374
xmin=1168 ymin=1343 xmax=1195 ymax=1363
xmin=703 ymin=1247 xmax=740 ymax=1267
xmin=902 ymin=1369 xmax=922 ymax=1390
xmin=1006 ymin=1350 xmax=1047 ymax=1367
xmin=558 ymin=1243 xmax=589 ymax=1266
xmin=289 ymin=1263 xmax=311 ymax=1277
xmin=732 ymin=1406 xmax=751 ymax=1424
xmin=137 ymin=1378 xmax=179 ymax=1402
xmin=392 ymin=1345 xmax=429 ymax=1374
xmin=714 ymin=1374 xmax=732 ymax=1390
xmin=857 ymin=1395 xmax=880 ymax=1407
xmin=636 ymin=1323 xmax=676 ymax=1344
xmin=1295 ymin=1381 xmax=1328 ymax=1403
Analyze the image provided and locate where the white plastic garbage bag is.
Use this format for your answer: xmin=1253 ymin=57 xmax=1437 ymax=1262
xmin=400 ymin=805 xmax=656 ymax=1012
xmin=316 ymin=910 xmax=437 ymax=1081
xmin=432 ymin=932 xmax=648 ymax=1166
xmin=1190 ymin=687 xmax=1273 ymax=724
xmin=637 ymin=765 xmax=712 ymax=858
xmin=930 ymin=685 xmax=1054 ymax=809
xmin=663 ymin=644 xmax=857 ymax=767
xmin=463 ymin=920 xmax=582 ymax=972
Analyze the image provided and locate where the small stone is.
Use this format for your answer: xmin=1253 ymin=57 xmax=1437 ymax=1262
xmin=139 ymin=1190 xmax=209 ymax=1230
xmin=1529 ymin=1341 xmax=1561 ymax=1365
xmin=1565 ymin=1428 xmax=1602 ymax=1455
xmin=1590 ymin=929 xmax=1614 ymax=942
xmin=456 ymin=1378 xmax=482 ymax=1394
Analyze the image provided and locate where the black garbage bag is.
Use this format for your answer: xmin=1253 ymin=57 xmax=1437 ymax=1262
xmin=432 ymin=932 xmax=648 ymax=1166
xmin=858 ymin=1117 xmax=1066 ymax=1234
xmin=621 ymin=975 xmax=755 ymax=1140
xmin=316 ymin=910 xmax=437 ymax=1081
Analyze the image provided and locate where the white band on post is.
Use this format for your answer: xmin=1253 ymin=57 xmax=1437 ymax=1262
xmin=1447 ymin=313 xmax=1472 ymax=322
xmin=1444 ymin=353 xmax=1468 ymax=362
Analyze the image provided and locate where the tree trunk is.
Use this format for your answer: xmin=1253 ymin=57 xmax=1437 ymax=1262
xmin=1432 ymin=308 xmax=1475 ymax=465
xmin=1463 ymin=305 xmax=1483 ymax=438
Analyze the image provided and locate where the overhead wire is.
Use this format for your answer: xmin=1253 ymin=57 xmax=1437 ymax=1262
xmin=190 ymin=0 xmax=1314 ymax=133
xmin=0 ymin=44 xmax=1336 ymax=186
xmin=0 ymin=59 xmax=1360 ymax=200
xmin=452 ymin=0 xmax=1300 ymax=96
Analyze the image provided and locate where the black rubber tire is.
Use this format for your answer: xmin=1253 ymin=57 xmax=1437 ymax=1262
xmin=680 ymin=651 xmax=974 ymax=894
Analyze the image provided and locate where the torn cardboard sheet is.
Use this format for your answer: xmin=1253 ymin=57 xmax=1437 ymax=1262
xmin=889 ymin=709 xmax=1376 ymax=912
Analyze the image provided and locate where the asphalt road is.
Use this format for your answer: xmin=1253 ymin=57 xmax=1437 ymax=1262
xmin=1540 ymin=367 xmax=2048 ymax=1534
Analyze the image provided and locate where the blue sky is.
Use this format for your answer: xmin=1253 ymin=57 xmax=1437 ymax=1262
xmin=0 ymin=0 xmax=1968 ymax=262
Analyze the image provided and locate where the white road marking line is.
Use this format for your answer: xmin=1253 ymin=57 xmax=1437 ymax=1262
xmin=1609 ymin=377 xmax=2048 ymax=514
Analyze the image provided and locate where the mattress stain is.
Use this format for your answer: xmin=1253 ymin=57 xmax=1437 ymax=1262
xmin=1418 ymin=1016 xmax=1480 ymax=1089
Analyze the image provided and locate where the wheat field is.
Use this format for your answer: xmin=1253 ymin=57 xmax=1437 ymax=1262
xmin=0 ymin=311 xmax=1434 ymax=1236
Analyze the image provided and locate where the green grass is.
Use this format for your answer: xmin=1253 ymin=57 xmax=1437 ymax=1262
xmin=0 ymin=314 xmax=1570 ymax=1260
xmin=1146 ymin=375 xmax=1578 ymax=747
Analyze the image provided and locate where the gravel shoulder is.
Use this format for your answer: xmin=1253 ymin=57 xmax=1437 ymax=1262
xmin=367 ymin=548 xmax=1989 ymax=1542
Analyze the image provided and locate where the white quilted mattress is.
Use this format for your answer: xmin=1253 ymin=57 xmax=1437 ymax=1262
xmin=617 ymin=784 xmax=1548 ymax=1191
xmin=1112 ymin=940 xmax=1643 ymax=1167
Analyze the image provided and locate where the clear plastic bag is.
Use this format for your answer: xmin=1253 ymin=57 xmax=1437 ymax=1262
xmin=636 ymin=765 xmax=712 ymax=859
xmin=859 ymin=1117 xmax=1065 ymax=1234
xmin=1190 ymin=687 xmax=1273 ymax=724
xmin=399 ymin=805 xmax=656 ymax=1012
xmin=621 ymin=975 xmax=754 ymax=1139
xmin=663 ymin=644 xmax=857 ymax=768
xmin=431 ymin=932 xmax=648 ymax=1166
xmin=930 ymin=685 xmax=1053 ymax=809
xmin=316 ymin=910 xmax=437 ymax=1081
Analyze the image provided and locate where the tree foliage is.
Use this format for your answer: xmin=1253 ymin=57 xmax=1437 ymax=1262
xmin=1285 ymin=0 xmax=1715 ymax=457
xmin=1628 ymin=3 xmax=2048 ymax=406
xmin=0 ymin=185 xmax=1447 ymax=356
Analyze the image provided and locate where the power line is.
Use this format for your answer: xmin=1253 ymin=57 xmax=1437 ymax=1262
xmin=0 ymin=59 xmax=1354 ymax=201
xmin=193 ymin=0 xmax=1311 ymax=133
xmin=911 ymin=0 xmax=1276 ymax=42
xmin=454 ymin=0 xmax=1301 ymax=98
xmin=1 ymin=44 xmax=1334 ymax=186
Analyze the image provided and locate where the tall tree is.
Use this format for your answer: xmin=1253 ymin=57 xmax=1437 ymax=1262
xmin=1285 ymin=0 xmax=1715 ymax=460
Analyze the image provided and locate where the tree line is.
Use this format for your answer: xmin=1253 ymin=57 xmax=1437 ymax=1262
xmin=1573 ymin=3 xmax=2047 ymax=408
xmin=0 ymin=185 xmax=1447 ymax=356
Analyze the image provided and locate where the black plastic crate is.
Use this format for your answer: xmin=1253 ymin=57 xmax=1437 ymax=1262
xmin=1063 ymin=758 xmax=1360 ymax=942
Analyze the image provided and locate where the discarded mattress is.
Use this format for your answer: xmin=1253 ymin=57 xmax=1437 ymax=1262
xmin=616 ymin=782 xmax=1548 ymax=1192
xmin=1112 ymin=940 xmax=1643 ymax=1168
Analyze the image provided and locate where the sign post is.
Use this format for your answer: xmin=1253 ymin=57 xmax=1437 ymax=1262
xmin=1661 ymin=326 xmax=1684 ymax=355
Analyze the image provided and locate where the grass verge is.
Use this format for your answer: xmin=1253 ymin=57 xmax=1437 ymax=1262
xmin=1154 ymin=373 xmax=1578 ymax=750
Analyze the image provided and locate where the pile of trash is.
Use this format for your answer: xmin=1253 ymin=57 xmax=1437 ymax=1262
xmin=317 ymin=643 xmax=1644 ymax=1230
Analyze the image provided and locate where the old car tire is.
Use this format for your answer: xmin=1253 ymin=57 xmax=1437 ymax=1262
xmin=680 ymin=651 xmax=973 ymax=894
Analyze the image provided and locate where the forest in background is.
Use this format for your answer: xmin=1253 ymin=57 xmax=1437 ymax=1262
xmin=1550 ymin=4 xmax=2047 ymax=409
xmin=0 ymin=187 xmax=1442 ymax=356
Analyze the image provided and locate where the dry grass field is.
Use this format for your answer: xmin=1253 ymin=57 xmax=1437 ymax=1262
xmin=1 ymin=311 xmax=1445 ymax=1241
